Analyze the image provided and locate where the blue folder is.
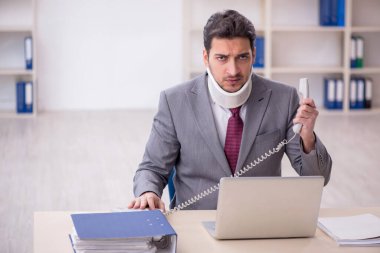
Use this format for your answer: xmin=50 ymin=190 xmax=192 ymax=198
xmin=24 ymin=81 xmax=33 ymax=113
xmin=330 ymin=0 xmax=338 ymax=26
xmin=351 ymin=37 xmax=357 ymax=68
xmin=253 ymin=36 xmax=264 ymax=68
xmin=324 ymin=78 xmax=336 ymax=109
xmin=350 ymin=79 xmax=358 ymax=109
xmin=16 ymin=81 xmax=25 ymax=113
xmin=337 ymin=0 xmax=345 ymax=26
xmin=16 ymin=81 xmax=33 ymax=113
xmin=365 ymin=78 xmax=372 ymax=109
xmin=335 ymin=79 xmax=344 ymax=109
xmin=356 ymin=78 xmax=365 ymax=109
xmin=319 ymin=0 xmax=345 ymax=26
xmin=24 ymin=37 xmax=33 ymax=70
xmin=71 ymin=210 xmax=176 ymax=240
xmin=319 ymin=0 xmax=331 ymax=26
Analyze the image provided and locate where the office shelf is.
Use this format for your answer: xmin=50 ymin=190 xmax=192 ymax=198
xmin=182 ymin=0 xmax=380 ymax=113
xmin=0 ymin=69 xmax=34 ymax=76
xmin=271 ymin=26 xmax=345 ymax=32
xmin=271 ymin=67 xmax=344 ymax=74
xmin=0 ymin=0 xmax=36 ymax=117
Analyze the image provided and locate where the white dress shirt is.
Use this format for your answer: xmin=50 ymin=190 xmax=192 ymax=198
xmin=209 ymin=100 xmax=247 ymax=148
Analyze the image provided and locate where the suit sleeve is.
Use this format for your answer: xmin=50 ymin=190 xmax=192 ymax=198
xmin=133 ymin=91 xmax=180 ymax=197
xmin=285 ymin=88 xmax=332 ymax=186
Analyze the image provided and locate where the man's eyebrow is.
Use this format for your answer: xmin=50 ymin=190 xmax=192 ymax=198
xmin=213 ymin=52 xmax=250 ymax=57
xmin=214 ymin=53 xmax=228 ymax=57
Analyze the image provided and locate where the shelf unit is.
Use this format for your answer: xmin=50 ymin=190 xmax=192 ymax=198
xmin=0 ymin=0 xmax=37 ymax=117
xmin=182 ymin=0 xmax=380 ymax=113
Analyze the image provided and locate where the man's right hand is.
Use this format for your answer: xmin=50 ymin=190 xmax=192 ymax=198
xmin=127 ymin=192 xmax=165 ymax=212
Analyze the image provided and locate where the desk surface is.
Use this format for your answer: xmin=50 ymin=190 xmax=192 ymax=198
xmin=34 ymin=207 xmax=380 ymax=253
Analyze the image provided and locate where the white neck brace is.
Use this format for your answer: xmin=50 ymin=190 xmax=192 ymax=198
xmin=207 ymin=68 xmax=252 ymax=109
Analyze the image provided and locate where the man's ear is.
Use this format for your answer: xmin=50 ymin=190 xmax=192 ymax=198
xmin=203 ymin=48 xmax=209 ymax=68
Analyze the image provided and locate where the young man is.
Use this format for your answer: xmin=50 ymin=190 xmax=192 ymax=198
xmin=128 ymin=10 xmax=332 ymax=211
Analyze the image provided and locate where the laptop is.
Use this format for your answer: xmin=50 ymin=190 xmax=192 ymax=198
xmin=202 ymin=176 xmax=324 ymax=239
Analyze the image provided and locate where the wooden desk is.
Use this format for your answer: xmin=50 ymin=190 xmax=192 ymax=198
xmin=34 ymin=207 xmax=380 ymax=253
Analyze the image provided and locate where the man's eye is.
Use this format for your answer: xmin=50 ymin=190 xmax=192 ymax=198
xmin=239 ymin=55 xmax=249 ymax=60
xmin=217 ymin=56 xmax=226 ymax=61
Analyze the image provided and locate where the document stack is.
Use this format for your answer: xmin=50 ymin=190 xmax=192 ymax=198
xmin=318 ymin=213 xmax=380 ymax=246
xmin=69 ymin=210 xmax=177 ymax=253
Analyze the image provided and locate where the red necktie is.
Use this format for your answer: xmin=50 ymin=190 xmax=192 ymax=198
xmin=224 ymin=107 xmax=244 ymax=174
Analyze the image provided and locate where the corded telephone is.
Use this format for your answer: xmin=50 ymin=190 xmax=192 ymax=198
xmin=164 ymin=78 xmax=310 ymax=216
xmin=292 ymin=78 xmax=310 ymax=134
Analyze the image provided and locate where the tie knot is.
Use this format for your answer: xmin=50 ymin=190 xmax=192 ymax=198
xmin=230 ymin=107 xmax=241 ymax=117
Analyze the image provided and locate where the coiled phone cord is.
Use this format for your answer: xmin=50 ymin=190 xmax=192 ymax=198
xmin=164 ymin=133 xmax=297 ymax=216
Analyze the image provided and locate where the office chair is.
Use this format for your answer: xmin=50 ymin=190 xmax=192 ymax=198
xmin=168 ymin=168 xmax=176 ymax=203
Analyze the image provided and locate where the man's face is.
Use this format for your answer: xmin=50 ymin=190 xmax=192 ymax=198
xmin=203 ymin=37 xmax=255 ymax=93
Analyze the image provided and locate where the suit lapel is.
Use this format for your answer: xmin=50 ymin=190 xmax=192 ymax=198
xmin=187 ymin=74 xmax=232 ymax=176
xmin=236 ymin=74 xmax=272 ymax=172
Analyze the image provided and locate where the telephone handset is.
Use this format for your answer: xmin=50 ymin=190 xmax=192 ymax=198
xmin=164 ymin=78 xmax=310 ymax=215
xmin=292 ymin=78 xmax=310 ymax=134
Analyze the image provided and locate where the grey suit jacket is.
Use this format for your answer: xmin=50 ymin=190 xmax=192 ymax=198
xmin=133 ymin=73 xmax=332 ymax=210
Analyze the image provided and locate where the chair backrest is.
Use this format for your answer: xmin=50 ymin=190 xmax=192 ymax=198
xmin=168 ymin=168 xmax=176 ymax=205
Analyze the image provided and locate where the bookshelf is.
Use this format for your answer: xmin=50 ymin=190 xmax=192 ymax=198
xmin=182 ymin=0 xmax=380 ymax=113
xmin=0 ymin=0 xmax=37 ymax=117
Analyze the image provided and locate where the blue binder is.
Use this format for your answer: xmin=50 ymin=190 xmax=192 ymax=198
xmin=335 ymin=79 xmax=344 ymax=109
xmin=356 ymin=78 xmax=365 ymax=109
xmin=324 ymin=78 xmax=336 ymax=109
xmin=337 ymin=0 xmax=345 ymax=26
xmin=253 ymin=36 xmax=264 ymax=68
xmin=24 ymin=37 xmax=33 ymax=70
xmin=319 ymin=0 xmax=345 ymax=26
xmin=16 ymin=81 xmax=33 ymax=113
xmin=351 ymin=37 xmax=357 ymax=68
xmin=365 ymin=78 xmax=372 ymax=109
xmin=16 ymin=81 xmax=26 ymax=113
xmin=72 ymin=210 xmax=176 ymax=239
xmin=71 ymin=210 xmax=177 ymax=252
xmin=330 ymin=0 xmax=338 ymax=26
xmin=348 ymin=78 xmax=371 ymax=109
xmin=319 ymin=0 xmax=331 ymax=26
xmin=24 ymin=81 xmax=33 ymax=113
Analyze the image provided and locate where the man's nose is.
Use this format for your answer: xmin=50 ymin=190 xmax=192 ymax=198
xmin=226 ymin=60 xmax=239 ymax=76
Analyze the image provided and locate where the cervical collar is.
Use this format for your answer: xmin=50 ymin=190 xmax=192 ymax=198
xmin=207 ymin=67 xmax=252 ymax=109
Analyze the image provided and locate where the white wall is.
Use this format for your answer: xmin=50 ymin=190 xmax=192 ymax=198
xmin=37 ymin=0 xmax=183 ymax=110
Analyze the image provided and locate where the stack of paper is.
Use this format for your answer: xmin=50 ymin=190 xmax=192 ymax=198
xmin=69 ymin=210 xmax=177 ymax=253
xmin=318 ymin=213 xmax=380 ymax=246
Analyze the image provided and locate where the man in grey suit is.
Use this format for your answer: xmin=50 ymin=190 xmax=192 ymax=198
xmin=128 ymin=10 xmax=332 ymax=211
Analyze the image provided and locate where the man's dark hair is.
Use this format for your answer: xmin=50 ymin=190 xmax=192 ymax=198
xmin=203 ymin=10 xmax=256 ymax=55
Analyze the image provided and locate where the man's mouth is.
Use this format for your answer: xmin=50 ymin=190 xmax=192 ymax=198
xmin=225 ymin=77 xmax=242 ymax=85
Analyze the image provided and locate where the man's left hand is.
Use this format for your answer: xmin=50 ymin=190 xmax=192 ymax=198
xmin=293 ymin=98 xmax=318 ymax=153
